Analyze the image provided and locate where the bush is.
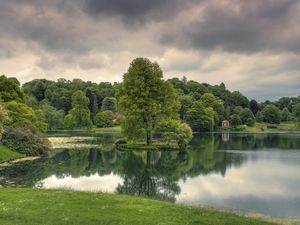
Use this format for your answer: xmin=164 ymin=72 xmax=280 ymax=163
xmin=239 ymin=108 xmax=255 ymax=126
xmin=177 ymin=123 xmax=193 ymax=149
xmin=2 ymin=127 xmax=50 ymax=156
xmin=95 ymin=110 xmax=114 ymax=128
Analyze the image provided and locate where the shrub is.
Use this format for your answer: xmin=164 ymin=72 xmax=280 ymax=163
xmin=2 ymin=126 xmax=50 ymax=156
xmin=95 ymin=110 xmax=114 ymax=128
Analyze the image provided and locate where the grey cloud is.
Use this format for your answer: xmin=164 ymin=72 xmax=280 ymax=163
xmin=83 ymin=0 xmax=197 ymax=25
xmin=160 ymin=0 xmax=300 ymax=53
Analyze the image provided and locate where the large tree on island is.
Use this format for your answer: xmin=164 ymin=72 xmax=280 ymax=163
xmin=118 ymin=58 xmax=179 ymax=145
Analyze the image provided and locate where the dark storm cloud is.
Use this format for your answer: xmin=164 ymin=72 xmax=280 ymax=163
xmin=160 ymin=0 xmax=300 ymax=53
xmin=83 ymin=0 xmax=187 ymax=25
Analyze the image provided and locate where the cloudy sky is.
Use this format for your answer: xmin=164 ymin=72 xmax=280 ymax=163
xmin=1 ymin=0 xmax=300 ymax=101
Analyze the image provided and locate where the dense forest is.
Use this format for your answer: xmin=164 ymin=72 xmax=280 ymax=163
xmin=1 ymin=58 xmax=300 ymax=157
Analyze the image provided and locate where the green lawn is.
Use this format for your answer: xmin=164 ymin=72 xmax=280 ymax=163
xmin=92 ymin=126 xmax=121 ymax=133
xmin=243 ymin=122 xmax=300 ymax=133
xmin=0 ymin=189 xmax=274 ymax=225
xmin=0 ymin=145 xmax=24 ymax=163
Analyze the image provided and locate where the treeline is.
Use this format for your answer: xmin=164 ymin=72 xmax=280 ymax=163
xmin=19 ymin=75 xmax=300 ymax=133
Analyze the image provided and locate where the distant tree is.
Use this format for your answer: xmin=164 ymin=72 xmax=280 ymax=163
xmin=239 ymin=108 xmax=255 ymax=126
xmin=101 ymin=97 xmax=117 ymax=113
xmin=262 ymin=105 xmax=281 ymax=124
xmin=186 ymin=101 xmax=215 ymax=132
xmin=118 ymin=58 xmax=179 ymax=145
xmin=65 ymin=91 xmax=92 ymax=129
xmin=220 ymin=82 xmax=226 ymax=90
xmin=249 ymin=99 xmax=260 ymax=116
xmin=229 ymin=91 xmax=249 ymax=108
xmin=95 ymin=110 xmax=114 ymax=128
xmin=293 ymin=103 xmax=300 ymax=121
xmin=281 ymin=107 xmax=291 ymax=122
xmin=255 ymin=111 xmax=263 ymax=123
xmin=230 ymin=114 xmax=242 ymax=126
xmin=85 ymin=88 xmax=98 ymax=123
xmin=200 ymin=93 xmax=225 ymax=122
xmin=0 ymin=75 xmax=24 ymax=102
xmin=179 ymin=95 xmax=193 ymax=121
xmin=42 ymin=104 xmax=65 ymax=130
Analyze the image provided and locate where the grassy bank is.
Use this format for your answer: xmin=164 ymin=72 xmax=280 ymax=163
xmin=0 ymin=145 xmax=24 ymax=163
xmin=0 ymin=189 xmax=274 ymax=225
xmin=244 ymin=122 xmax=300 ymax=133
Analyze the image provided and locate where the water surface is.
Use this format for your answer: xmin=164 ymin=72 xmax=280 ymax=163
xmin=1 ymin=132 xmax=300 ymax=219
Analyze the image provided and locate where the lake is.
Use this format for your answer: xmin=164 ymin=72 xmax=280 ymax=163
xmin=1 ymin=131 xmax=300 ymax=219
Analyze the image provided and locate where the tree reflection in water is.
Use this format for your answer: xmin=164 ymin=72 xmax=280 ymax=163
xmin=1 ymin=133 xmax=300 ymax=201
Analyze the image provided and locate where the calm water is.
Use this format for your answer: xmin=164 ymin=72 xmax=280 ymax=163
xmin=1 ymin=132 xmax=300 ymax=219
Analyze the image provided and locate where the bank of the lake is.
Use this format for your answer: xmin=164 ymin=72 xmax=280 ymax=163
xmin=0 ymin=145 xmax=24 ymax=163
xmin=0 ymin=188 xmax=274 ymax=225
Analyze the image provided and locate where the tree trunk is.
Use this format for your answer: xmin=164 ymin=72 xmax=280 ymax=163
xmin=146 ymin=131 xmax=152 ymax=145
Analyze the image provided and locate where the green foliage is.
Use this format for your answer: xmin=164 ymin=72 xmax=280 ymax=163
xmin=249 ymin=99 xmax=260 ymax=115
xmin=2 ymin=101 xmax=48 ymax=133
xmin=230 ymin=114 xmax=242 ymax=126
xmin=177 ymin=123 xmax=193 ymax=148
xmin=0 ymin=75 xmax=24 ymax=102
xmin=0 ymin=105 xmax=8 ymax=139
xmin=255 ymin=111 xmax=263 ymax=123
xmin=262 ymin=105 xmax=281 ymax=124
xmin=2 ymin=127 xmax=50 ymax=156
xmin=292 ymin=103 xmax=300 ymax=122
xmin=200 ymin=93 xmax=225 ymax=121
xmin=281 ymin=107 xmax=291 ymax=122
xmin=95 ymin=110 xmax=114 ymax=128
xmin=85 ymin=88 xmax=98 ymax=123
xmin=155 ymin=119 xmax=180 ymax=133
xmin=101 ymin=97 xmax=117 ymax=113
xmin=41 ymin=104 xmax=65 ymax=130
xmin=179 ymin=95 xmax=193 ymax=121
xmin=186 ymin=101 xmax=215 ymax=132
xmin=239 ymin=108 xmax=255 ymax=126
xmin=64 ymin=91 xmax=93 ymax=129
xmin=118 ymin=58 xmax=179 ymax=144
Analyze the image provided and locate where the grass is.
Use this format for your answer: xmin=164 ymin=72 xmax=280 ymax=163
xmin=244 ymin=122 xmax=300 ymax=133
xmin=0 ymin=188 xmax=275 ymax=225
xmin=0 ymin=145 xmax=24 ymax=163
xmin=92 ymin=126 xmax=121 ymax=133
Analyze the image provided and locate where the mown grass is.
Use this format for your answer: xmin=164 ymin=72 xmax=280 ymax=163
xmin=244 ymin=122 xmax=300 ymax=133
xmin=0 ymin=145 xmax=24 ymax=163
xmin=0 ymin=188 xmax=274 ymax=225
xmin=92 ymin=126 xmax=121 ymax=133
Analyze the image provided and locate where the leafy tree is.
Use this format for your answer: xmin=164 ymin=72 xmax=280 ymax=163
xmin=262 ymin=105 xmax=281 ymax=124
xmin=200 ymin=93 xmax=225 ymax=122
xmin=85 ymin=88 xmax=98 ymax=123
xmin=65 ymin=91 xmax=92 ymax=129
xmin=101 ymin=97 xmax=117 ymax=113
xmin=239 ymin=108 xmax=255 ymax=126
xmin=0 ymin=105 xmax=8 ymax=139
xmin=0 ymin=75 xmax=24 ymax=102
xmin=281 ymin=107 xmax=291 ymax=122
xmin=249 ymin=99 xmax=260 ymax=116
xmin=95 ymin=110 xmax=114 ymax=128
xmin=229 ymin=91 xmax=249 ymax=108
xmin=177 ymin=123 xmax=193 ymax=149
xmin=42 ymin=104 xmax=65 ymax=130
xmin=256 ymin=111 xmax=263 ymax=123
xmin=186 ymin=101 xmax=215 ymax=132
xmin=179 ymin=95 xmax=193 ymax=121
xmin=230 ymin=114 xmax=242 ymax=126
xmin=2 ymin=101 xmax=48 ymax=132
xmin=118 ymin=58 xmax=179 ymax=145
xmin=293 ymin=103 xmax=300 ymax=121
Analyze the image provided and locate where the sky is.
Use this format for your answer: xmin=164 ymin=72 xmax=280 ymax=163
xmin=1 ymin=0 xmax=300 ymax=101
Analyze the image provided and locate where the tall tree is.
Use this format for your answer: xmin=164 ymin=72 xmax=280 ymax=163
xmin=65 ymin=91 xmax=92 ymax=129
xmin=118 ymin=58 xmax=179 ymax=145
xmin=249 ymin=99 xmax=260 ymax=116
